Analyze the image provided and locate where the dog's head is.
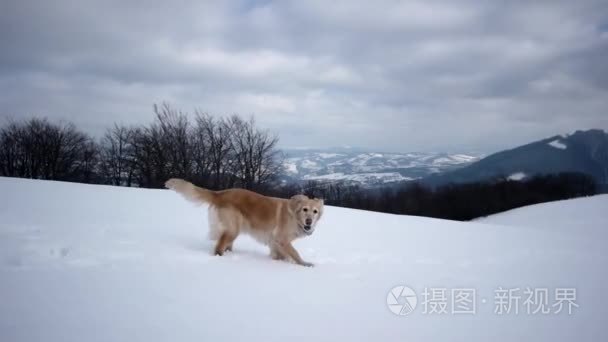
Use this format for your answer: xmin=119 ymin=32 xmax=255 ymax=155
xmin=288 ymin=194 xmax=324 ymax=236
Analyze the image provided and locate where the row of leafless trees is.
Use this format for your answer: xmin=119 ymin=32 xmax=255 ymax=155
xmin=0 ymin=104 xmax=284 ymax=190
xmin=0 ymin=118 xmax=98 ymax=182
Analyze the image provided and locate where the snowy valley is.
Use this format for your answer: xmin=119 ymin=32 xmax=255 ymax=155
xmin=282 ymin=149 xmax=481 ymax=186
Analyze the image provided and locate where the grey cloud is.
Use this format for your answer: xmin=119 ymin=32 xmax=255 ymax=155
xmin=1 ymin=0 xmax=607 ymax=153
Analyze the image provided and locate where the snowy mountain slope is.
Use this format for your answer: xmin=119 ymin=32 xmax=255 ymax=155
xmin=283 ymin=149 xmax=480 ymax=186
xmin=424 ymin=129 xmax=608 ymax=187
xmin=476 ymin=194 xmax=608 ymax=232
xmin=0 ymin=177 xmax=607 ymax=341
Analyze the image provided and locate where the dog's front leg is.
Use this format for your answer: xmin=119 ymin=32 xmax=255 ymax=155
xmin=270 ymin=247 xmax=286 ymax=260
xmin=276 ymin=241 xmax=313 ymax=267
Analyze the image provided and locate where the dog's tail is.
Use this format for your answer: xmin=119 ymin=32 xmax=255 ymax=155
xmin=165 ymin=178 xmax=217 ymax=205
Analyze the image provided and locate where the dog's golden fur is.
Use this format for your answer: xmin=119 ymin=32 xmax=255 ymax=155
xmin=165 ymin=178 xmax=324 ymax=267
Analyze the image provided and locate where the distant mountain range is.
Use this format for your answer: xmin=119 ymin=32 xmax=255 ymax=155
xmin=282 ymin=148 xmax=481 ymax=186
xmin=282 ymin=129 xmax=608 ymax=189
xmin=423 ymin=129 xmax=608 ymax=187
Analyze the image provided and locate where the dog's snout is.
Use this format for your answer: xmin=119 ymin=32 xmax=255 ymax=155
xmin=305 ymin=218 xmax=312 ymax=225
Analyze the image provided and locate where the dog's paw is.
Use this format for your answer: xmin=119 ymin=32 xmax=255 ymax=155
xmin=300 ymin=261 xmax=314 ymax=267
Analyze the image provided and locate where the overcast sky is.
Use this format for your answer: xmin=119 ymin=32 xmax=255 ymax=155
xmin=1 ymin=0 xmax=607 ymax=153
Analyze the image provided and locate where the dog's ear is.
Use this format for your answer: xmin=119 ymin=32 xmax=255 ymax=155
xmin=315 ymin=198 xmax=324 ymax=206
xmin=289 ymin=194 xmax=307 ymax=213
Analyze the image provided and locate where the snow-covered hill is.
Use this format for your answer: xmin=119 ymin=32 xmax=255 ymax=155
xmin=0 ymin=178 xmax=606 ymax=341
xmin=476 ymin=195 xmax=608 ymax=231
xmin=424 ymin=129 xmax=608 ymax=187
xmin=283 ymin=149 xmax=480 ymax=186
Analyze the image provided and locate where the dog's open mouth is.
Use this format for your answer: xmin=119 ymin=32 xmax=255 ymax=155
xmin=300 ymin=224 xmax=313 ymax=235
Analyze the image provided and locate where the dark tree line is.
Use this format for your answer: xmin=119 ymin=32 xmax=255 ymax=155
xmin=291 ymin=173 xmax=597 ymax=221
xmin=0 ymin=118 xmax=99 ymax=183
xmin=1 ymin=104 xmax=283 ymax=190
xmin=0 ymin=108 xmax=599 ymax=221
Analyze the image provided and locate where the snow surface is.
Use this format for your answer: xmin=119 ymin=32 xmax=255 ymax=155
xmin=283 ymin=151 xmax=480 ymax=185
xmin=302 ymin=172 xmax=413 ymax=183
xmin=450 ymin=154 xmax=480 ymax=162
xmin=431 ymin=154 xmax=479 ymax=166
xmin=1 ymin=177 xmax=607 ymax=341
xmin=548 ymin=139 xmax=567 ymax=149
xmin=299 ymin=159 xmax=320 ymax=169
xmin=508 ymin=172 xmax=527 ymax=181
xmin=317 ymin=153 xmax=343 ymax=159
xmin=477 ymin=195 xmax=608 ymax=232
xmin=284 ymin=161 xmax=298 ymax=174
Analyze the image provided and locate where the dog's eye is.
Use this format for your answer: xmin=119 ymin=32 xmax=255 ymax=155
xmin=313 ymin=209 xmax=318 ymax=214
xmin=303 ymin=208 xmax=308 ymax=212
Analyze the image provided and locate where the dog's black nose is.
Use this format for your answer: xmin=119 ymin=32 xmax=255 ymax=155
xmin=305 ymin=218 xmax=312 ymax=225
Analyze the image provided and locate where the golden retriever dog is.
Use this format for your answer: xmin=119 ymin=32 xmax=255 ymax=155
xmin=165 ymin=178 xmax=324 ymax=267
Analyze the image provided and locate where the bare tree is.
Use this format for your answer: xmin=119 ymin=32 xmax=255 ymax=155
xmin=0 ymin=121 xmax=22 ymax=177
xmin=190 ymin=111 xmax=212 ymax=186
xmin=77 ymin=139 xmax=100 ymax=183
xmin=0 ymin=118 xmax=99 ymax=182
xmin=227 ymin=115 xmax=283 ymax=190
xmin=154 ymin=103 xmax=193 ymax=179
xmin=126 ymin=103 xmax=195 ymax=188
xmin=193 ymin=112 xmax=235 ymax=189
xmin=99 ymin=124 xmax=134 ymax=186
xmin=1 ymin=106 xmax=285 ymax=191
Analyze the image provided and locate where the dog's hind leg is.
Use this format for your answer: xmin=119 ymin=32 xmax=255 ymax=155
xmin=214 ymin=232 xmax=237 ymax=256
xmin=224 ymin=234 xmax=237 ymax=252
xmin=207 ymin=207 xmax=222 ymax=241
xmin=213 ymin=211 xmax=239 ymax=255
xmin=212 ymin=207 xmax=242 ymax=255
